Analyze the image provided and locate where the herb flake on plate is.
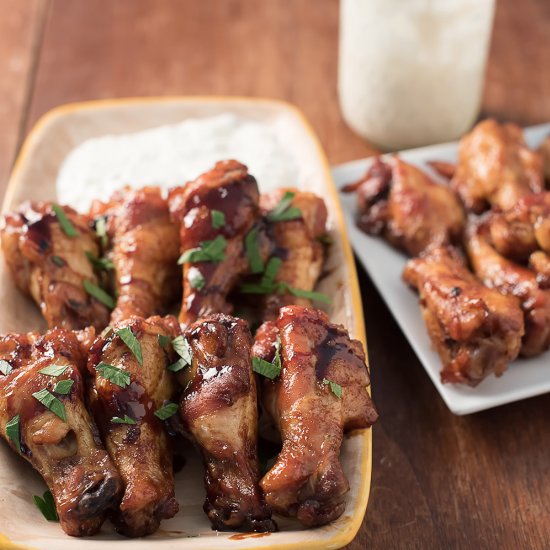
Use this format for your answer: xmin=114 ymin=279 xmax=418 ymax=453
xmin=6 ymin=414 xmax=20 ymax=453
xmin=33 ymin=490 xmax=58 ymax=522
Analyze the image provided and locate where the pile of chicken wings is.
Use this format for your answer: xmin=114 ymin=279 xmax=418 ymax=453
xmin=346 ymin=120 xmax=550 ymax=386
xmin=0 ymin=159 xmax=377 ymax=537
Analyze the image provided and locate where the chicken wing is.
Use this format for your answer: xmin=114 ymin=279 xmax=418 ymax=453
xmin=344 ymin=157 xmax=465 ymax=256
xmin=0 ymin=328 xmax=122 ymax=536
xmin=179 ymin=314 xmax=276 ymax=532
xmin=90 ymin=186 xmax=181 ymax=324
xmin=529 ymin=251 xmax=550 ymax=289
xmin=254 ymin=306 xmax=378 ymax=527
xmin=465 ymin=220 xmax=550 ymax=357
xmin=87 ymin=315 xmax=180 ymax=536
xmin=451 ymin=119 xmax=544 ymax=213
xmin=539 ymin=135 xmax=550 ymax=184
xmin=1 ymin=201 xmax=110 ymax=330
xmin=168 ymin=160 xmax=262 ymax=327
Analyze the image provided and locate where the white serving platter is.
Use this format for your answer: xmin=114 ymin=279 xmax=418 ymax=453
xmin=334 ymin=123 xmax=550 ymax=416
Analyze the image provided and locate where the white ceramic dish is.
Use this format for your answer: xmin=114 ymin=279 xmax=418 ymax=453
xmin=334 ymin=123 xmax=550 ymax=416
xmin=0 ymin=98 xmax=372 ymax=549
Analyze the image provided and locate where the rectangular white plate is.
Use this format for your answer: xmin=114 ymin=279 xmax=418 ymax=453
xmin=334 ymin=123 xmax=550 ymax=415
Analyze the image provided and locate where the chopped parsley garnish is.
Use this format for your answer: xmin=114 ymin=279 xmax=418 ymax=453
xmin=323 ymin=378 xmax=343 ymax=398
xmin=211 ymin=209 xmax=226 ymax=229
xmin=85 ymin=251 xmax=114 ymax=271
xmin=96 ymin=363 xmax=131 ymax=388
xmin=266 ymin=191 xmax=302 ymax=222
xmin=52 ymin=203 xmax=79 ymax=238
xmin=6 ymin=414 xmax=20 ymax=453
xmin=172 ymin=336 xmax=192 ymax=366
xmin=95 ymin=216 xmax=109 ymax=248
xmin=178 ymin=235 xmax=226 ymax=264
xmin=53 ymin=379 xmax=74 ymax=395
xmin=252 ymin=356 xmax=281 ymax=380
xmin=83 ymin=280 xmax=115 ymax=309
xmin=188 ymin=267 xmax=205 ymax=290
xmin=38 ymin=364 xmax=68 ymax=377
xmin=32 ymin=389 xmax=66 ymax=421
xmin=245 ymin=227 xmax=264 ymax=274
xmin=116 ymin=327 xmax=143 ymax=366
xmin=158 ymin=334 xmax=171 ymax=349
xmin=154 ymin=402 xmax=179 ymax=420
xmin=240 ymin=257 xmax=282 ymax=294
xmin=33 ymin=490 xmax=58 ymax=522
xmin=0 ymin=359 xmax=12 ymax=376
xmin=51 ymin=255 xmax=65 ymax=267
xmin=287 ymin=287 xmax=331 ymax=304
xmin=112 ymin=415 xmax=136 ymax=425
xmin=167 ymin=358 xmax=187 ymax=372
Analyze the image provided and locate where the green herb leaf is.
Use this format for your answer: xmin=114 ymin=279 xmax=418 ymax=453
xmin=239 ymin=256 xmax=283 ymax=295
xmin=6 ymin=414 xmax=20 ymax=453
xmin=263 ymin=257 xmax=283 ymax=285
xmin=111 ymin=415 xmax=136 ymax=425
xmin=245 ymin=227 xmax=264 ymax=274
xmin=53 ymin=379 xmax=74 ymax=395
xmin=172 ymin=336 xmax=192 ymax=366
xmin=32 ymin=389 xmax=66 ymax=421
xmin=85 ymin=250 xmax=114 ymax=271
xmin=211 ymin=209 xmax=226 ymax=229
xmin=273 ymin=337 xmax=282 ymax=371
xmin=96 ymin=363 xmax=131 ymax=388
xmin=95 ymin=216 xmax=109 ymax=249
xmin=52 ymin=203 xmax=79 ymax=238
xmin=0 ymin=359 xmax=12 ymax=376
xmin=252 ymin=356 xmax=281 ymax=380
xmin=167 ymin=358 xmax=187 ymax=372
xmin=38 ymin=364 xmax=68 ymax=377
xmin=317 ymin=234 xmax=333 ymax=245
xmin=188 ymin=267 xmax=205 ymax=290
xmin=266 ymin=192 xmax=302 ymax=222
xmin=83 ymin=279 xmax=115 ymax=309
xmin=178 ymin=235 xmax=227 ymax=264
xmin=287 ymin=286 xmax=331 ymax=304
xmin=51 ymin=255 xmax=65 ymax=267
xmin=154 ymin=402 xmax=179 ymax=420
xmin=158 ymin=334 xmax=171 ymax=349
xmin=116 ymin=327 xmax=143 ymax=366
xmin=323 ymin=378 xmax=343 ymax=398
xmin=33 ymin=490 xmax=58 ymax=522
xmin=101 ymin=326 xmax=113 ymax=339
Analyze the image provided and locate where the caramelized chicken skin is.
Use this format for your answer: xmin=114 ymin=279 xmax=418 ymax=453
xmin=1 ymin=201 xmax=110 ymax=330
xmin=0 ymin=328 xmax=122 ymax=536
xmin=179 ymin=314 xmax=276 ymax=532
xmin=451 ymin=119 xmax=543 ymax=213
xmin=169 ymin=160 xmax=262 ymax=327
xmin=87 ymin=315 xmax=180 ymax=537
xmin=254 ymin=306 xmax=377 ymax=527
xmin=345 ymin=157 xmax=465 ymax=256
xmin=403 ymin=247 xmax=524 ymax=385
xmin=539 ymin=135 xmax=550 ymax=184
xmin=90 ymin=186 xmax=181 ymax=323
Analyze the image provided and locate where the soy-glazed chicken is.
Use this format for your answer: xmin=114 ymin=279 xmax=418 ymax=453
xmin=179 ymin=314 xmax=276 ymax=532
xmin=0 ymin=328 xmax=122 ymax=536
xmin=465 ymin=220 xmax=550 ymax=357
xmin=344 ymin=157 xmax=465 ymax=256
xmin=169 ymin=160 xmax=264 ymax=327
xmin=403 ymin=247 xmax=524 ymax=385
xmin=253 ymin=306 xmax=378 ymax=527
xmin=87 ymin=315 xmax=180 ymax=536
xmin=1 ymin=201 xmax=110 ymax=330
xmin=451 ymin=119 xmax=544 ymax=213
xmin=90 ymin=186 xmax=181 ymax=323
xmin=539 ymin=135 xmax=550 ymax=184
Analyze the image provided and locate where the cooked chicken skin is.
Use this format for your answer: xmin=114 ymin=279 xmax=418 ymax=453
xmin=169 ymin=160 xmax=262 ymax=327
xmin=451 ymin=119 xmax=544 ymax=213
xmin=257 ymin=188 xmax=328 ymax=319
xmin=254 ymin=306 xmax=378 ymax=527
xmin=539 ymin=135 xmax=550 ymax=184
xmin=90 ymin=186 xmax=181 ymax=324
xmin=404 ymin=247 xmax=524 ymax=385
xmin=179 ymin=314 xmax=276 ymax=532
xmin=465 ymin=220 xmax=550 ymax=357
xmin=345 ymin=157 xmax=465 ymax=256
xmin=87 ymin=315 xmax=180 ymax=537
xmin=1 ymin=201 xmax=110 ymax=330
xmin=0 ymin=328 xmax=122 ymax=536
xmin=530 ymin=251 xmax=550 ymax=289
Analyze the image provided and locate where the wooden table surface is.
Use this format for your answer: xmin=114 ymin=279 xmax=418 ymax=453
xmin=1 ymin=1 xmax=550 ymax=548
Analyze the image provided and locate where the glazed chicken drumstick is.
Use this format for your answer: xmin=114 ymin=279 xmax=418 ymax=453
xmin=403 ymin=246 xmax=524 ymax=385
xmin=254 ymin=306 xmax=378 ymax=527
xmin=0 ymin=328 xmax=122 ymax=536
xmin=179 ymin=314 xmax=276 ymax=532
xmin=1 ymin=201 xmax=110 ymax=330
xmin=90 ymin=186 xmax=181 ymax=323
xmin=87 ymin=315 xmax=180 ymax=536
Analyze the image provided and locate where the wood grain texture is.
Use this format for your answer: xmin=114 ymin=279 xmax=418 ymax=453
xmin=4 ymin=0 xmax=550 ymax=548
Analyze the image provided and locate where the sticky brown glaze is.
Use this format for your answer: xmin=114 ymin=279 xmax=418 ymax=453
xmin=465 ymin=220 xmax=550 ymax=357
xmin=255 ymin=306 xmax=378 ymax=527
xmin=451 ymin=119 xmax=544 ymax=213
xmin=168 ymin=160 xmax=263 ymax=327
xmin=90 ymin=186 xmax=181 ymax=323
xmin=530 ymin=251 xmax=550 ymax=289
xmin=539 ymin=135 xmax=550 ymax=185
xmin=179 ymin=314 xmax=276 ymax=532
xmin=0 ymin=328 xmax=122 ymax=536
xmin=87 ymin=315 xmax=180 ymax=537
xmin=343 ymin=156 xmax=465 ymax=257
xmin=0 ymin=201 xmax=110 ymax=330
